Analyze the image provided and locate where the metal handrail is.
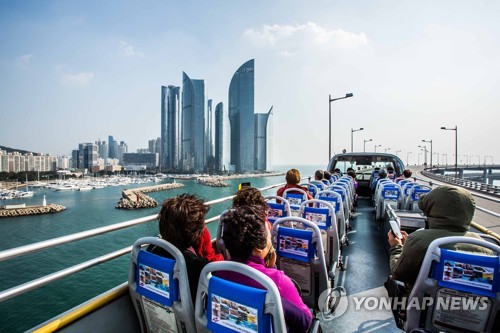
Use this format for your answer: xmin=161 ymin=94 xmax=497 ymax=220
xmin=0 ymin=180 xmax=289 ymax=303
xmin=421 ymin=171 xmax=500 ymax=197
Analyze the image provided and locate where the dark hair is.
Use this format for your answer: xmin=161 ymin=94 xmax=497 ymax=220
xmin=347 ymin=170 xmax=356 ymax=179
xmin=285 ymin=169 xmax=301 ymax=185
xmin=233 ymin=187 xmax=267 ymax=211
xmin=403 ymin=169 xmax=412 ymax=178
xmin=323 ymin=170 xmax=331 ymax=180
xmin=221 ymin=206 xmax=267 ymax=261
xmin=314 ymin=170 xmax=324 ymax=180
xmin=158 ymin=193 xmax=208 ymax=251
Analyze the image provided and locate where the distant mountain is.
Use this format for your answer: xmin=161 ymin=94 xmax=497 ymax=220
xmin=0 ymin=145 xmax=37 ymax=155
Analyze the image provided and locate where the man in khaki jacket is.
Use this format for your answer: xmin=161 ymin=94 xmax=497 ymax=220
xmin=388 ymin=185 xmax=492 ymax=285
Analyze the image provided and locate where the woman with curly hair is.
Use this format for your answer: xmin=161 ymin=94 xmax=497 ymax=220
xmin=217 ymin=206 xmax=312 ymax=332
xmin=150 ymin=193 xmax=223 ymax=303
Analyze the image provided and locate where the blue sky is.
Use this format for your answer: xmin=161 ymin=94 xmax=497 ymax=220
xmin=1 ymin=0 xmax=499 ymax=166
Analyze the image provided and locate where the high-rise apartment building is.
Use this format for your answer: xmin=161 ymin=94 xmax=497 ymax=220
xmin=214 ymin=102 xmax=231 ymax=172
xmin=206 ymin=99 xmax=214 ymax=160
xmin=96 ymin=141 xmax=108 ymax=160
xmin=229 ymin=59 xmax=255 ymax=173
xmin=181 ymin=72 xmax=205 ymax=173
xmin=161 ymin=86 xmax=181 ymax=171
xmin=254 ymin=107 xmax=273 ymax=171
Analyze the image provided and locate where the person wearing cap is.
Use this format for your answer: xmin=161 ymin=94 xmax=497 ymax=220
xmin=371 ymin=168 xmax=388 ymax=193
xmin=387 ymin=185 xmax=492 ymax=285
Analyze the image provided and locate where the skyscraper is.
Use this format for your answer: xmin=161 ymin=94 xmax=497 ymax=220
xmin=214 ymin=102 xmax=231 ymax=172
xmin=206 ymin=99 xmax=214 ymax=160
xmin=161 ymin=85 xmax=181 ymax=171
xmin=229 ymin=59 xmax=255 ymax=173
xmin=181 ymin=72 xmax=205 ymax=173
xmin=254 ymin=107 xmax=273 ymax=171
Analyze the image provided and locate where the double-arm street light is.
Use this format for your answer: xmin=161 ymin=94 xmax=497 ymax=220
xmin=363 ymin=139 xmax=372 ymax=152
xmin=395 ymin=149 xmax=401 ymax=156
xmin=422 ymin=139 xmax=433 ymax=168
xmin=374 ymin=144 xmax=381 ymax=152
xmin=418 ymin=145 xmax=427 ymax=165
xmin=329 ymin=93 xmax=354 ymax=160
xmin=407 ymin=151 xmax=412 ymax=166
xmin=441 ymin=126 xmax=458 ymax=177
xmin=384 ymin=148 xmax=391 ymax=153
xmin=351 ymin=128 xmax=364 ymax=152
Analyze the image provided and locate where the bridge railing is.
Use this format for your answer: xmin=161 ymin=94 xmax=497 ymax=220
xmin=421 ymin=170 xmax=500 ymax=197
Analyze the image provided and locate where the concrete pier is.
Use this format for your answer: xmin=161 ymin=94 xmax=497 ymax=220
xmin=116 ymin=182 xmax=184 ymax=210
xmin=0 ymin=204 xmax=66 ymax=218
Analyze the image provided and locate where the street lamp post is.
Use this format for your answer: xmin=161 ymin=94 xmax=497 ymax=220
xmin=363 ymin=139 xmax=372 ymax=152
xmin=329 ymin=93 xmax=354 ymax=161
xmin=422 ymin=139 xmax=433 ymax=168
xmin=374 ymin=144 xmax=381 ymax=152
xmin=384 ymin=148 xmax=391 ymax=153
xmin=351 ymin=128 xmax=364 ymax=153
xmin=407 ymin=151 xmax=412 ymax=166
xmin=395 ymin=149 xmax=401 ymax=156
xmin=443 ymin=153 xmax=448 ymax=166
xmin=418 ymin=145 xmax=427 ymax=166
xmin=418 ymin=152 xmax=422 ymax=165
xmin=441 ymin=126 xmax=458 ymax=178
xmin=433 ymin=152 xmax=439 ymax=165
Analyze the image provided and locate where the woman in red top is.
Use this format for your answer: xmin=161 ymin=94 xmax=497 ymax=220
xmin=276 ymin=168 xmax=313 ymax=200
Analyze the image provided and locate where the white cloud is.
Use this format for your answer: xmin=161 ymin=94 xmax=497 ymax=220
xmin=17 ymin=54 xmax=33 ymax=68
xmin=57 ymin=66 xmax=94 ymax=86
xmin=120 ymin=41 xmax=144 ymax=57
xmin=244 ymin=22 xmax=367 ymax=54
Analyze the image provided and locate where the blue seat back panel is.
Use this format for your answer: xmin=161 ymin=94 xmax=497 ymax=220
xmin=207 ymin=276 xmax=269 ymax=333
xmin=433 ymin=249 xmax=500 ymax=298
xmin=285 ymin=193 xmax=304 ymax=208
xmin=277 ymin=227 xmax=314 ymax=263
xmin=267 ymin=203 xmax=285 ymax=224
xmin=136 ymin=250 xmax=179 ymax=306
xmin=318 ymin=195 xmax=340 ymax=212
xmin=382 ymin=187 xmax=401 ymax=200
xmin=411 ymin=188 xmax=430 ymax=201
xmin=302 ymin=206 xmax=331 ymax=230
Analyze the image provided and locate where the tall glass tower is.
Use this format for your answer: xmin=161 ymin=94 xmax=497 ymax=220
xmin=254 ymin=106 xmax=273 ymax=171
xmin=161 ymin=85 xmax=181 ymax=171
xmin=229 ymin=59 xmax=255 ymax=173
xmin=182 ymin=72 xmax=205 ymax=173
xmin=214 ymin=102 xmax=230 ymax=173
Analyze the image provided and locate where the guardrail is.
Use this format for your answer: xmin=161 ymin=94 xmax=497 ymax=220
xmin=421 ymin=171 xmax=500 ymax=198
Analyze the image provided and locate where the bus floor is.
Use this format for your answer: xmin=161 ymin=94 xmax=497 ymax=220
xmin=319 ymin=197 xmax=403 ymax=332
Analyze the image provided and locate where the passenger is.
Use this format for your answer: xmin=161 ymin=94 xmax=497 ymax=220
xmin=323 ymin=170 xmax=332 ymax=185
xmin=395 ymin=169 xmax=412 ymax=183
xmin=372 ymin=168 xmax=388 ymax=193
xmin=277 ymin=168 xmax=313 ymax=200
xmin=314 ymin=170 xmax=324 ymax=181
xmin=386 ymin=165 xmax=395 ymax=180
xmin=388 ymin=185 xmax=493 ymax=285
xmin=150 ymin=193 xmax=223 ymax=303
xmin=347 ymin=170 xmax=359 ymax=207
xmin=232 ymin=187 xmax=276 ymax=267
xmin=218 ymin=206 xmax=313 ymax=332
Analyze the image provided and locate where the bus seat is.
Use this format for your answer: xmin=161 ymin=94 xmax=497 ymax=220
xmin=327 ymin=184 xmax=351 ymax=225
xmin=194 ymin=261 xmax=287 ymax=333
xmin=401 ymin=182 xmax=418 ymax=203
xmin=405 ymin=236 xmax=500 ymax=333
xmin=316 ymin=190 xmax=348 ymax=247
xmin=404 ymin=185 xmax=432 ymax=211
xmin=129 ymin=237 xmax=196 ymax=333
xmin=264 ymin=195 xmax=291 ymax=224
xmin=272 ymin=217 xmax=332 ymax=310
xmin=375 ymin=183 xmax=402 ymax=220
xmin=310 ymin=180 xmax=326 ymax=191
xmin=283 ymin=188 xmax=308 ymax=216
xmin=300 ymin=183 xmax=320 ymax=199
xmin=215 ymin=210 xmax=233 ymax=259
xmin=299 ymin=199 xmax=341 ymax=274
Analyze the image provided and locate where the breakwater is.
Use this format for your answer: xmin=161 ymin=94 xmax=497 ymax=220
xmin=116 ymin=182 xmax=184 ymax=210
xmin=0 ymin=204 xmax=66 ymax=218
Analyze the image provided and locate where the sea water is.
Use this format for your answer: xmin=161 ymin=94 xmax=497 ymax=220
xmin=0 ymin=165 xmax=321 ymax=332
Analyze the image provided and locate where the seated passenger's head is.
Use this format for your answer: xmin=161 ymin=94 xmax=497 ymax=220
xmin=347 ymin=170 xmax=356 ymax=179
xmin=323 ymin=171 xmax=331 ymax=180
xmin=378 ymin=168 xmax=388 ymax=178
xmin=221 ymin=206 xmax=270 ymax=261
xmin=333 ymin=168 xmax=341 ymax=174
xmin=403 ymin=169 xmax=412 ymax=178
xmin=233 ymin=187 xmax=267 ymax=211
xmin=418 ymin=185 xmax=475 ymax=231
xmin=286 ymin=169 xmax=301 ymax=185
xmin=158 ymin=193 xmax=208 ymax=251
xmin=314 ymin=170 xmax=324 ymax=180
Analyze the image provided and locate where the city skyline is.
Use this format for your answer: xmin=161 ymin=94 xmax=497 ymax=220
xmin=1 ymin=1 xmax=500 ymax=165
